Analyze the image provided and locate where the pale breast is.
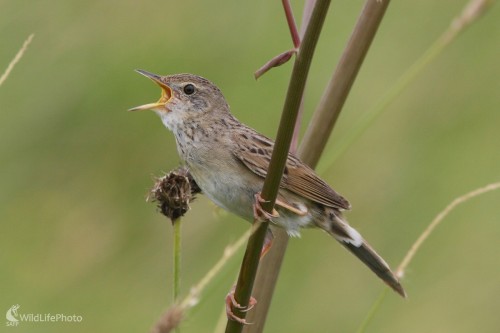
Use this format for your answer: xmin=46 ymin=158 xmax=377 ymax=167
xmin=187 ymin=158 xmax=258 ymax=221
xmin=174 ymin=126 xmax=316 ymax=236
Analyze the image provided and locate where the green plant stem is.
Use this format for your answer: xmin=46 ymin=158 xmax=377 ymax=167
xmin=244 ymin=2 xmax=392 ymax=332
xmin=260 ymin=0 xmax=331 ymax=205
xmin=224 ymin=1 xmax=331 ymax=332
xmin=355 ymin=182 xmax=500 ymax=333
xmin=282 ymin=0 xmax=301 ymax=48
xmin=173 ymin=218 xmax=182 ymax=303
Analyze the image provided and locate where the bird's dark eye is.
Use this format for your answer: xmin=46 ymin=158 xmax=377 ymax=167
xmin=183 ymin=84 xmax=195 ymax=95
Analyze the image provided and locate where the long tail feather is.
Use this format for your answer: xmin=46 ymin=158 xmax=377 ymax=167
xmin=323 ymin=209 xmax=406 ymax=297
xmin=341 ymin=241 xmax=406 ymax=297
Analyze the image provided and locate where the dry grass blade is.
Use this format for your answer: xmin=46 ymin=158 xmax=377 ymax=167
xmin=357 ymin=181 xmax=500 ymax=333
xmin=0 ymin=34 xmax=34 ymax=87
xmin=396 ymin=181 xmax=500 ymax=278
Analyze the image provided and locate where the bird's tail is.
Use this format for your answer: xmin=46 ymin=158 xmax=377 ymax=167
xmin=341 ymin=240 xmax=406 ymax=297
xmin=321 ymin=209 xmax=406 ymax=298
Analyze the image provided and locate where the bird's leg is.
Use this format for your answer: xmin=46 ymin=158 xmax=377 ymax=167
xmin=225 ymin=200 xmax=275 ymax=324
xmin=260 ymin=228 xmax=274 ymax=258
xmin=255 ymin=195 xmax=275 ymax=257
xmin=225 ymin=229 xmax=272 ymax=323
xmin=253 ymin=192 xmax=279 ymax=222
xmin=225 ymin=285 xmax=257 ymax=325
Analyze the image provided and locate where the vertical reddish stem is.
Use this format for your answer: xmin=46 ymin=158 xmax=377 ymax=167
xmin=282 ymin=0 xmax=301 ymax=48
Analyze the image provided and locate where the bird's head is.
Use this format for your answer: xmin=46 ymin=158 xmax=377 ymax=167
xmin=129 ymin=70 xmax=229 ymax=130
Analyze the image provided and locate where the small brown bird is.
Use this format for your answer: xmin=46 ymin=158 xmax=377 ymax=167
xmin=130 ymin=70 xmax=406 ymax=299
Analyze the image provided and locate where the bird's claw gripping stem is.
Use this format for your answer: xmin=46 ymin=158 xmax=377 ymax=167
xmin=253 ymin=192 xmax=279 ymax=222
xmin=225 ymin=286 xmax=257 ymax=325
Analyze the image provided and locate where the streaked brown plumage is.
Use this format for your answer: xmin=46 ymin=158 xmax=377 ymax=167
xmin=130 ymin=70 xmax=406 ymax=298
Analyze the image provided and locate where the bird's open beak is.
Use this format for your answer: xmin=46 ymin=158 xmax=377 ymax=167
xmin=128 ymin=69 xmax=172 ymax=112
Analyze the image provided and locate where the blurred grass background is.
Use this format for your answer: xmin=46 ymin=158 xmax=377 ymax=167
xmin=1 ymin=0 xmax=499 ymax=332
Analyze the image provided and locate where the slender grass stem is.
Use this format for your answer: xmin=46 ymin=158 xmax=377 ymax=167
xmin=397 ymin=182 xmax=500 ymax=278
xmin=225 ymin=1 xmax=331 ymax=332
xmin=173 ymin=218 xmax=182 ymax=303
xmin=0 ymin=34 xmax=34 ymax=87
xmin=282 ymin=0 xmax=301 ymax=48
xmin=355 ymin=182 xmax=500 ymax=333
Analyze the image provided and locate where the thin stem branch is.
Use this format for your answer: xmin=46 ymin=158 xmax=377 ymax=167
xmin=245 ymin=2 xmax=392 ymax=332
xmin=282 ymin=0 xmax=301 ymax=48
xmin=173 ymin=219 xmax=182 ymax=303
xmin=254 ymin=1 xmax=302 ymax=79
xmin=225 ymin=1 xmax=332 ymax=332
xmin=355 ymin=181 xmax=500 ymax=333
xmin=0 ymin=34 xmax=34 ymax=87
xmin=396 ymin=181 xmax=500 ymax=278
xmin=254 ymin=49 xmax=296 ymax=79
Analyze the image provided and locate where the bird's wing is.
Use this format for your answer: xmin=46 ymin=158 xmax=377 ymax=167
xmin=231 ymin=130 xmax=351 ymax=210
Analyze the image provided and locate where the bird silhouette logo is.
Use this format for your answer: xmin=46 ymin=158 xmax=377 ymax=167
xmin=6 ymin=304 xmax=20 ymax=326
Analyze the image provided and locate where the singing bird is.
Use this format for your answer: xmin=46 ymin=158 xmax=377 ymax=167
xmin=130 ymin=70 xmax=406 ymax=316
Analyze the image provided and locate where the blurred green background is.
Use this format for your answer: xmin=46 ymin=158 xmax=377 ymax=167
xmin=1 ymin=0 xmax=499 ymax=332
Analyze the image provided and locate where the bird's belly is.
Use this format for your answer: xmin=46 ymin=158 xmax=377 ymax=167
xmin=188 ymin=162 xmax=315 ymax=236
xmin=188 ymin=164 xmax=257 ymax=221
xmin=204 ymin=183 xmax=256 ymax=221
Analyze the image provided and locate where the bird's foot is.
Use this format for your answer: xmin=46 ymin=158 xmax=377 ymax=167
xmin=253 ymin=192 xmax=279 ymax=222
xmin=225 ymin=286 xmax=257 ymax=325
xmin=260 ymin=229 xmax=274 ymax=258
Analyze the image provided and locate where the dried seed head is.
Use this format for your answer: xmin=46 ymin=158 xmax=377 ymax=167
xmin=150 ymin=305 xmax=184 ymax=333
xmin=148 ymin=167 xmax=201 ymax=222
